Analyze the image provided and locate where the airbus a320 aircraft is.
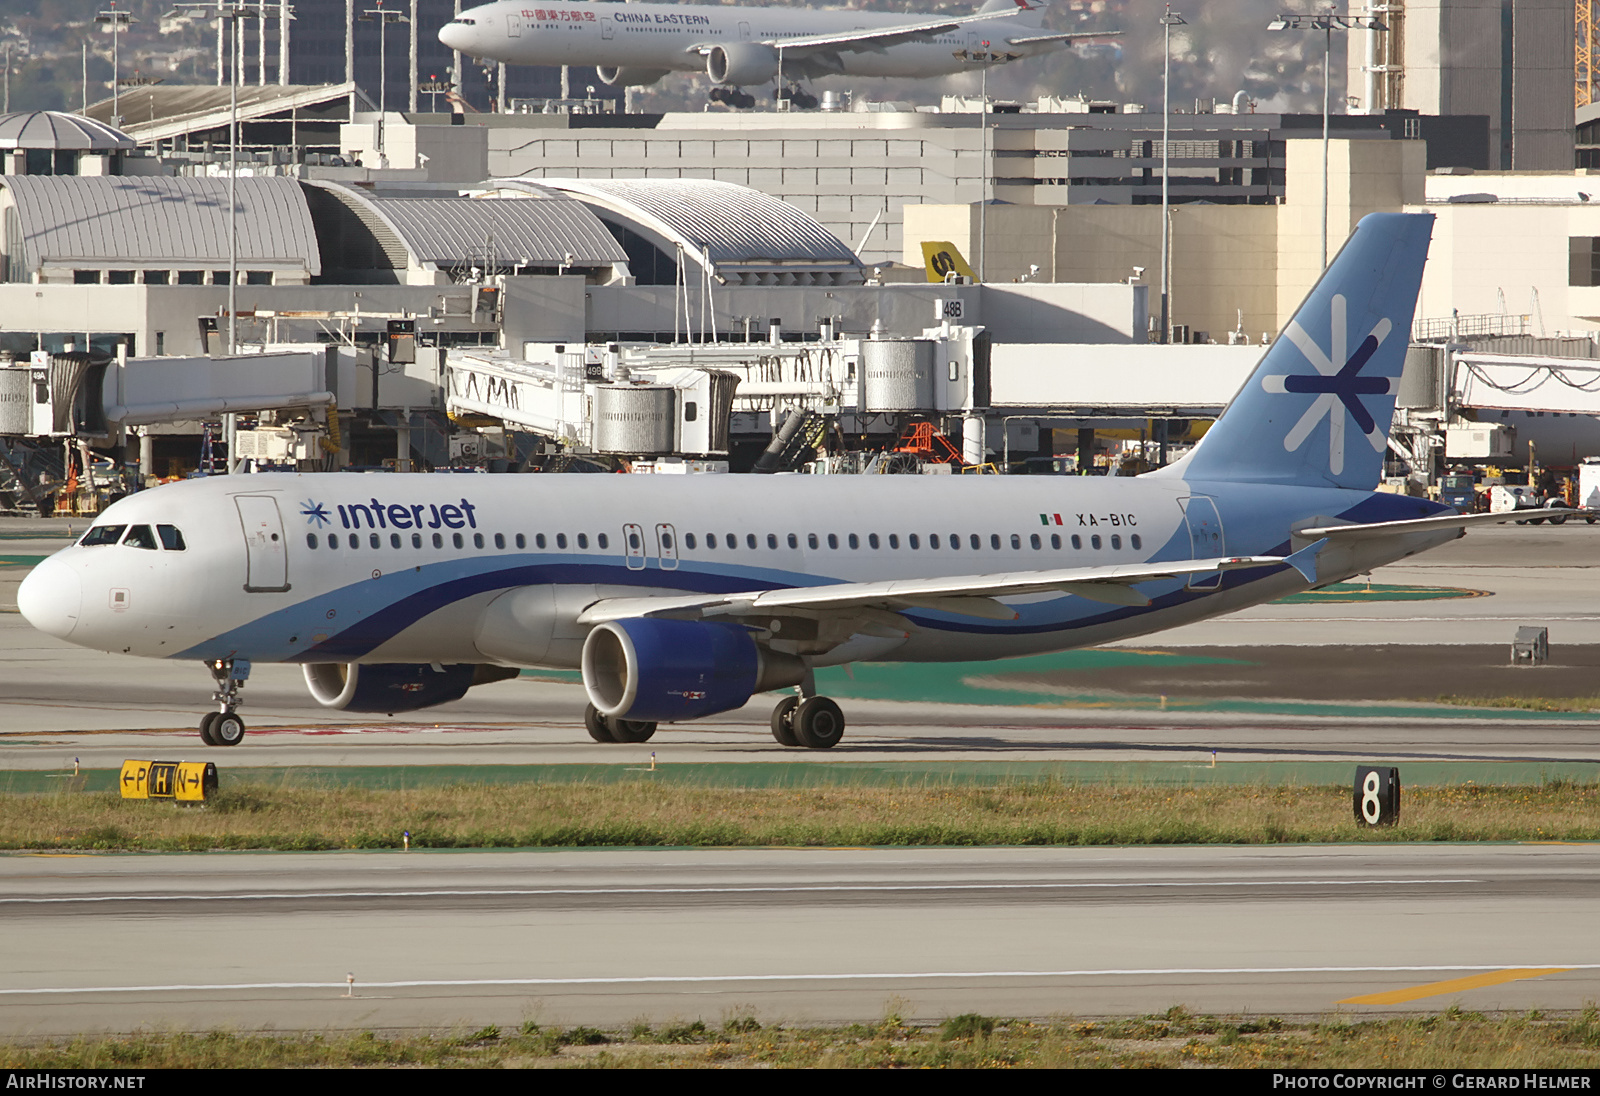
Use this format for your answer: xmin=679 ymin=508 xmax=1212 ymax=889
xmin=438 ymin=0 xmax=1113 ymax=108
xmin=19 ymin=213 xmax=1541 ymax=750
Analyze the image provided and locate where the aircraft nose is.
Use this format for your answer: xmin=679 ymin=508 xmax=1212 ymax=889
xmin=438 ymin=21 xmax=471 ymax=53
xmin=17 ymin=556 xmax=81 ymax=640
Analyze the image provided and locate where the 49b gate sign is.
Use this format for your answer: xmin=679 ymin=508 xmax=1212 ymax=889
xmin=1354 ymin=766 xmax=1400 ymax=827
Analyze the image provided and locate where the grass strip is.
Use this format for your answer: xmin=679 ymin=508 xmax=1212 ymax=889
xmin=1436 ymin=694 xmax=1600 ymax=713
xmin=3 ymin=1006 xmax=1599 ymax=1068
xmin=3 ymin=779 xmax=1599 ymax=851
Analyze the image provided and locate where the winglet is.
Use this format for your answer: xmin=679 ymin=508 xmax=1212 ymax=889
xmin=1282 ymin=538 xmax=1327 ymax=584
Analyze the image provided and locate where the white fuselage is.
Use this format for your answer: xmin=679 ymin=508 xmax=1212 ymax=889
xmin=19 ymin=470 xmax=1450 ymax=672
xmin=438 ymin=1 xmax=1058 ymax=82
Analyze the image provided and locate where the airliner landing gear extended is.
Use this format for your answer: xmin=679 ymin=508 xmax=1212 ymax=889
xmin=584 ymin=703 xmax=657 ymax=743
xmin=199 ymin=658 xmax=249 ymax=747
xmin=770 ymin=687 xmax=845 ymax=750
xmin=777 ymin=86 xmax=818 ymax=110
xmin=709 ymin=87 xmax=756 ymax=109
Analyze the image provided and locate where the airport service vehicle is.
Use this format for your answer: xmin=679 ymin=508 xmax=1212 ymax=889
xmin=438 ymin=0 xmax=1111 ymax=107
xmin=21 ymin=213 xmax=1545 ymax=750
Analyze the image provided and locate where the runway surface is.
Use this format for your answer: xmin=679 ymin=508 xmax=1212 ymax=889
xmin=2 ymin=519 xmax=1599 ymax=1031
xmin=2 ymin=844 xmax=1597 ymax=1034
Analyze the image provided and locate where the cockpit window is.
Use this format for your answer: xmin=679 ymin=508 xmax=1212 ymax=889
xmin=80 ymin=524 xmax=126 ymax=546
xmin=122 ymin=525 xmax=158 ymax=550
xmin=157 ymin=525 xmax=186 ymax=551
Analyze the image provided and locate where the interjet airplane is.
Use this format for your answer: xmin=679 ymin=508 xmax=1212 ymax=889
xmin=438 ymin=0 xmax=1113 ymax=108
xmin=18 ymin=213 xmax=1529 ymax=750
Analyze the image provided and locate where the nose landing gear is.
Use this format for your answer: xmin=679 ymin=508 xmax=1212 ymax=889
xmin=199 ymin=658 xmax=249 ymax=746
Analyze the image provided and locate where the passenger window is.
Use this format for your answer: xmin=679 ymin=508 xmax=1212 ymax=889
xmin=122 ymin=525 xmax=158 ymax=550
xmin=929 ymin=534 xmax=940 ymax=549
xmin=391 ymin=533 xmax=401 ymax=549
xmin=453 ymin=533 xmax=464 ymax=549
xmin=1091 ymin=535 xmax=1102 ymax=550
xmin=787 ymin=533 xmax=798 ymax=549
xmin=827 ymin=534 xmax=838 ymax=549
xmin=706 ymin=534 xmax=717 ymax=548
xmin=685 ymin=533 xmax=697 ymax=549
xmin=1030 ymin=534 xmax=1041 ymax=550
xmin=157 ymin=525 xmax=186 ymax=551
xmin=515 ymin=533 xmax=525 ymax=549
xmin=1066 ymin=535 xmax=1076 ymax=550
xmin=369 ymin=533 xmax=380 ymax=549
xmin=1131 ymin=534 xmax=1142 ymax=550
xmin=888 ymin=534 xmax=898 ymax=549
xmin=348 ymin=534 xmax=358 ymax=549
xmin=536 ymin=533 xmax=546 ymax=548
xmin=306 ymin=533 xmax=318 ymax=549
xmin=807 ymin=533 xmax=819 ymax=549
xmin=556 ymin=534 xmax=568 ymax=549
xmin=848 ymin=534 xmax=859 ymax=549
xmin=328 ymin=536 xmax=338 ymax=550
xmin=1010 ymin=534 xmax=1021 ymax=550
xmin=1111 ymin=534 xmax=1121 ymax=550
xmin=909 ymin=534 xmax=920 ymax=549
xmin=495 ymin=533 xmax=505 ymax=549
xmin=768 ymin=533 xmax=778 ymax=549
xmin=413 ymin=533 xmax=423 ymax=549
xmin=597 ymin=533 xmax=608 ymax=549
xmin=80 ymin=524 xmax=126 ymax=546
xmin=474 ymin=533 xmax=485 ymax=549
xmin=868 ymin=534 xmax=879 ymax=549
xmin=949 ymin=534 xmax=960 ymax=550
xmin=746 ymin=534 xmax=757 ymax=549
xmin=577 ymin=533 xmax=589 ymax=549
xmin=971 ymin=534 xmax=981 ymax=550
xmin=628 ymin=531 xmax=641 ymax=550
xmin=432 ymin=532 xmax=443 ymax=549
xmin=727 ymin=532 xmax=737 ymax=548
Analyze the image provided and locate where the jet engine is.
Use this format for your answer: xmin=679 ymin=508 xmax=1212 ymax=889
xmin=595 ymin=65 xmax=671 ymax=87
xmin=582 ymin=617 xmax=803 ymax=722
xmin=302 ymin=662 xmax=517 ymax=713
xmin=705 ymin=43 xmax=780 ymax=86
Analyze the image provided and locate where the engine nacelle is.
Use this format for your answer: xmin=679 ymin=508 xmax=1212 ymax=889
xmin=582 ymin=618 xmax=804 ymax=722
xmin=302 ymin=662 xmax=513 ymax=713
xmin=705 ymin=43 xmax=780 ymax=86
xmin=596 ymin=65 xmax=671 ymax=87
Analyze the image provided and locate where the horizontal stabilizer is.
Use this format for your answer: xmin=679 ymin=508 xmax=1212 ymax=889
xmin=1298 ymin=509 xmax=1600 ymax=542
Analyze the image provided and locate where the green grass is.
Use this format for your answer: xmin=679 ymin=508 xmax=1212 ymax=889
xmin=4 ymin=778 xmax=1599 ymax=851
xmin=5 ymin=1007 xmax=1600 ymax=1068
xmin=1436 ymin=695 xmax=1600 ymax=712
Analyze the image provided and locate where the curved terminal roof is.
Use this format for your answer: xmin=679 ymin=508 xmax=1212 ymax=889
xmin=0 ymin=111 xmax=136 ymax=151
xmin=0 ymin=175 xmax=319 ymax=275
xmin=305 ymin=181 xmax=626 ymax=277
xmin=500 ymin=177 xmax=864 ymax=286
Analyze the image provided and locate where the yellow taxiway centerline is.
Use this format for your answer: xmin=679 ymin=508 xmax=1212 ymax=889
xmin=1339 ymin=968 xmax=1573 ymax=1005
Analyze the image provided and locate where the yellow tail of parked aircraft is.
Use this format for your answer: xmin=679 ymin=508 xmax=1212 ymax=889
xmin=921 ymin=241 xmax=977 ymax=283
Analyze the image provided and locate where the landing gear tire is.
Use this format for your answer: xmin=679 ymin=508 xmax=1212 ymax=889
xmin=584 ymin=704 xmax=616 ymax=743
xmin=793 ymin=696 xmax=845 ymax=749
xmin=611 ymin=718 xmax=657 ymax=743
xmin=212 ymin=712 xmax=246 ymax=746
xmin=584 ymin=704 xmax=657 ymax=743
xmin=770 ymin=695 xmax=800 ymax=747
xmin=199 ymin=712 xmax=220 ymax=746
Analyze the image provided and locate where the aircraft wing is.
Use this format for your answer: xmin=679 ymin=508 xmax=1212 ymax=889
xmin=1298 ymin=509 xmax=1600 ymax=542
xmin=1005 ymin=29 xmax=1121 ymax=46
xmin=754 ymin=8 xmax=1024 ymax=56
xmin=576 ymin=551 xmax=1308 ymax=627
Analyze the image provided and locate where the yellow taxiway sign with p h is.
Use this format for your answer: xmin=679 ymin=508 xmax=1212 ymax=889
xmin=119 ymin=760 xmax=217 ymax=802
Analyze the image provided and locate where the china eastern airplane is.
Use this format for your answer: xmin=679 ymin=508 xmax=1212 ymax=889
xmin=17 ymin=213 xmax=1560 ymax=750
xmin=437 ymin=0 xmax=1114 ymax=107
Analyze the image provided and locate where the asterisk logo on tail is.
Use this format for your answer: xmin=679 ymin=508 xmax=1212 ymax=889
xmin=1261 ymin=293 xmax=1395 ymax=475
xmin=300 ymin=500 xmax=332 ymax=528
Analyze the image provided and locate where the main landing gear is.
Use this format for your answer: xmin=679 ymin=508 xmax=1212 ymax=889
xmin=584 ymin=703 xmax=657 ymax=743
xmin=770 ymin=680 xmax=845 ymax=750
xmin=776 ymin=86 xmax=819 ymax=110
xmin=198 ymin=658 xmax=249 ymax=747
xmin=709 ymin=86 xmax=756 ymax=109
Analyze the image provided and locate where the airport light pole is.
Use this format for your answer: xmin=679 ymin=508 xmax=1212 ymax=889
xmin=95 ymin=4 xmax=135 ymax=127
xmin=1159 ymin=5 xmax=1184 ymax=345
xmin=1267 ymin=10 xmax=1386 ymax=271
xmin=361 ymin=2 xmax=409 ymax=155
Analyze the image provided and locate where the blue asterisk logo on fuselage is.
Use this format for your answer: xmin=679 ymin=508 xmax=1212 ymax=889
xmin=300 ymin=500 xmax=332 ymax=528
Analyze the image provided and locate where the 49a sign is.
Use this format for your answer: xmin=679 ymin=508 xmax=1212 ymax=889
xmin=120 ymin=760 xmax=217 ymax=802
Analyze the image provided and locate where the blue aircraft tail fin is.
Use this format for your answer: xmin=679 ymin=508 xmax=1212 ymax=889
xmin=1170 ymin=212 xmax=1434 ymax=490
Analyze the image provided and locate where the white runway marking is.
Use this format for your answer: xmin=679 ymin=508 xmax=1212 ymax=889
xmin=0 ymin=878 xmax=1482 ymax=903
xmin=4 ymin=965 xmax=1596 ymax=997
